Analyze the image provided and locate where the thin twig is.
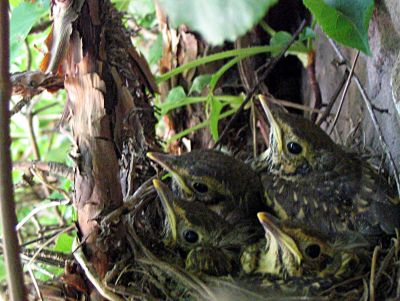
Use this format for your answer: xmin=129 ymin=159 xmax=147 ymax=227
xmin=22 ymin=248 xmax=72 ymax=267
xmin=251 ymin=102 xmax=257 ymax=158
xmin=27 ymin=224 xmax=75 ymax=267
xmin=320 ymin=273 xmax=369 ymax=295
xmin=20 ymin=227 xmax=70 ymax=247
xmin=0 ymin=1 xmax=27 ymax=300
xmin=316 ymin=70 xmax=348 ymax=126
xmin=374 ymin=242 xmax=396 ymax=287
xmin=27 ymin=266 xmax=43 ymax=301
xmin=329 ymin=39 xmax=400 ymax=196
xmin=13 ymin=160 xmax=74 ymax=181
xmin=369 ymin=245 xmax=381 ymax=301
xmin=11 ymin=71 xmax=64 ymax=99
xmin=30 ymin=168 xmax=71 ymax=202
xmin=102 ymin=175 xmax=157 ymax=225
xmin=328 ymin=51 xmax=360 ymax=135
xmin=213 ymin=20 xmax=307 ymax=149
xmin=10 ymin=97 xmax=32 ymax=116
xmin=307 ymin=50 xmax=323 ymax=122
xmin=32 ymin=103 xmax=59 ymax=116
xmin=20 ymin=254 xmax=54 ymax=278
xmin=16 ymin=199 xmax=69 ymax=231
xmin=27 ymin=102 xmax=41 ymax=161
xmin=270 ymin=97 xmax=325 ymax=113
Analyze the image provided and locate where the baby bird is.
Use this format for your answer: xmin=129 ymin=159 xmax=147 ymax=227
xmin=153 ymin=179 xmax=259 ymax=276
xmin=241 ymin=212 xmax=366 ymax=280
xmin=148 ymin=150 xmax=265 ymax=223
xmin=257 ymin=96 xmax=400 ymax=238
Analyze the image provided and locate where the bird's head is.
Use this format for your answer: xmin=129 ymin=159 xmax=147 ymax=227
xmin=259 ymin=95 xmax=341 ymax=177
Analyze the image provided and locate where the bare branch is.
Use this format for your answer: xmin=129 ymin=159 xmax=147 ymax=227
xmin=13 ymin=160 xmax=74 ymax=180
xmin=0 ymin=1 xmax=26 ymax=299
xmin=11 ymin=71 xmax=64 ymax=99
xmin=328 ymin=51 xmax=360 ymax=134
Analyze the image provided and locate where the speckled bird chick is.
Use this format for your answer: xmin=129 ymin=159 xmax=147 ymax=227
xmin=241 ymin=212 xmax=365 ymax=280
xmin=258 ymin=96 xmax=400 ymax=238
xmin=148 ymin=150 xmax=265 ymax=224
xmin=153 ymin=179 xmax=259 ymax=276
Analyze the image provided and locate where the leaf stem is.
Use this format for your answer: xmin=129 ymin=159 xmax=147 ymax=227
xmin=209 ymin=56 xmax=244 ymax=92
xmin=259 ymin=20 xmax=276 ymax=36
xmin=167 ymin=108 xmax=236 ymax=144
xmin=156 ymin=45 xmax=280 ymax=83
xmin=159 ymin=95 xmax=244 ymax=115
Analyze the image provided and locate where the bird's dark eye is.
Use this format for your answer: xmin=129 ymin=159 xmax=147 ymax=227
xmin=193 ymin=182 xmax=209 ymax=193
xmin=183 ymin=229 xmax=199 ymax=243
xmin=305 ymin=244 xmax=321 ymax=259
xmin=287 ymin=142 xmax=303 ymax=154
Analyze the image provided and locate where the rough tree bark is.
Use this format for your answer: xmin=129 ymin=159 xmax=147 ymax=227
xmin=41 ymin=0 xmax=159 ymax=298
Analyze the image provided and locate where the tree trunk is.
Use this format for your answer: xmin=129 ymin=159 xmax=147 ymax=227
xmin=43 ymin=0 xmax=159 ymax=297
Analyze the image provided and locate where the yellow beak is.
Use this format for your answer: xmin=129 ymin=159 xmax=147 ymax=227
xmin=147 ymin=152 xmax=193 ymax=196
xmin=153 ymin=179 xmax=178 ymax=244
xmin=258 ymin=95 xmax=283 ymax=154
xmin=257 ymin=212 xmax=302 ymax=267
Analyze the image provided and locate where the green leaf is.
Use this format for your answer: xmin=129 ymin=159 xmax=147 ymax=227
xmin=269 ymin=31 xmax=310 ymax=66
xmin=158 ymin=86 xmax=188 ymax=116
xmin=303 ymin=0 xmax=374 ymax=55
xmin=158 ymin=0 xmax=278 ymax=45
xmin=54 ymin=233 xmax=74 ymax=253
xmin=10 ymin=0 xmax=50 ymax=64
xmin=189 ymin=75 xmax=212 ymax=95
xmin=209 ymin=98 xmax=224 ymax=141
xmin=166 ymin=86 xmax=187 ymax=103
xmin=270 ymin=31 xmax=309 ymax=55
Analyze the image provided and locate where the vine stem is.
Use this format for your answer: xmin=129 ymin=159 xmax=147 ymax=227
xmin=156 ymin=45 xmax=281 ymax=83
xmin=0 ymin=1 xmax=27 ymax=300
xmin=167 ymin=108 xmax=236 ymax=145
xmin=209 ymin=55 xmax=244 ymax=92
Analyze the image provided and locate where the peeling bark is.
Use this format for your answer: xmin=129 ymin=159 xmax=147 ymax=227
xmin=42 ymin=0 xmax=159 ymax=296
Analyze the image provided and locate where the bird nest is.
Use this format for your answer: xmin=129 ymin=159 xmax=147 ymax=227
xmin=14 ymin=150 xmax=400 ymax=301
xmin=66 ymin=176 xmax=399 ymax=301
